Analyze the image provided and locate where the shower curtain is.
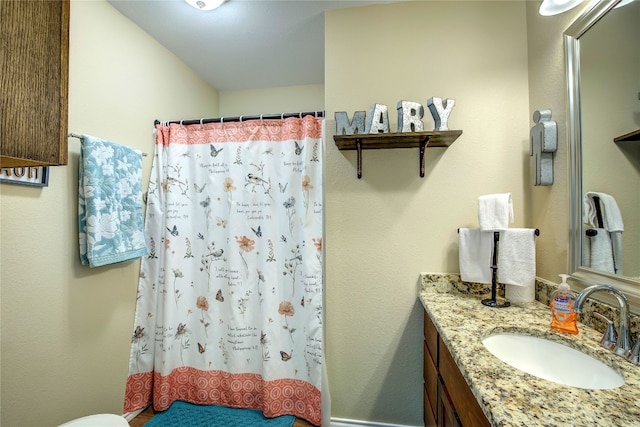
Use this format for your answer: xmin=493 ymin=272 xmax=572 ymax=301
xmin=124 ymin=116 xmax=324 ymax=426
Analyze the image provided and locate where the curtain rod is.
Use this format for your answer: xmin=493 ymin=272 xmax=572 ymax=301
xmin=154 ymin=111 xmax=325 ymax=126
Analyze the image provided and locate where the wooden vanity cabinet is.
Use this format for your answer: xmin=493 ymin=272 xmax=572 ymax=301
xmin=423 ymin=309 xmax=490 ymax=427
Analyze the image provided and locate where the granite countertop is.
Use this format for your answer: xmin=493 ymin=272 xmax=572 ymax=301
xmin=419 ymin=274 xmax=640 ymax=427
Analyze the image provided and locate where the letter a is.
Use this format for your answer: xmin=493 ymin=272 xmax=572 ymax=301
xmin=365 ymin=104 xmax=390 ymax=134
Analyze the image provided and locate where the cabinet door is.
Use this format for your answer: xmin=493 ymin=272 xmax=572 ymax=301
xmin=1 ymin=0 xmax=69 ymax=167
xmin=438 ymin=377 xmax=461 ymax=427
xmin=439 ymin=337 xmax=490 ymax=427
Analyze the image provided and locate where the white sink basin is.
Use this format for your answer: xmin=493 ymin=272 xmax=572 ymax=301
xmin=482 ymin=332 xmax=624 ymax=389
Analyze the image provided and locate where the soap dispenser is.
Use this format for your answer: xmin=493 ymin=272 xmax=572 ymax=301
xmin=550 ymin=274 xmax=578 ymax=334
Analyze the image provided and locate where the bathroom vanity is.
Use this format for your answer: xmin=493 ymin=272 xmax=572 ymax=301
xmin=419 ymin=273 xmax=640 ymax=427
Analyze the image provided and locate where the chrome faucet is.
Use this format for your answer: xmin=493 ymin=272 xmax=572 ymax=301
xmin=575 ymin=284 xmax=633 ymax=358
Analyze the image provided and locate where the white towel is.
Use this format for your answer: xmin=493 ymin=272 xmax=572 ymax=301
xmin=584 ymin=192 xmax=624 ymax=232
xmin=583 ymin=198 xmax=598 ymax=228
xmin=478 ymin=193 xmax=514 ymax=231
xmin=458 ymin=228 xmax=493 ymax=284
xmin=505 ymin=283 xmax=536 ymax=303
xmin=611 ymin=231 xmax=623 ymax=275
xmin=497 ymin=229 xmax=537 ymax=287
xmin=582 ymin=229 xmax=615 ymax=273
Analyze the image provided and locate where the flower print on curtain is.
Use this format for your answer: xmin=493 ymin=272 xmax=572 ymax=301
xmin=124 ymin=116 xmax=324 ymax=426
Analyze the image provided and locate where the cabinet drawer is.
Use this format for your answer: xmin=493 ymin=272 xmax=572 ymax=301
xmin=423 ymin=310 xmax=438 ymax=364
xmin=423 ymin=341 xmax=438 ymax=419
xmin=439 ymin=336 xmax=490 ymax=427
xmin=423 ymin=385 xmax=437 ymax=427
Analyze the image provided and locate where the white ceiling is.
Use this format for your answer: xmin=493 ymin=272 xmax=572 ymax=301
xmin=107 ymin=0 xmax=402 ymax=92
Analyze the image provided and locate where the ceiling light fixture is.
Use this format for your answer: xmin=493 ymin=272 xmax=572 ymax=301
xmin=184 ymin=0 xmax=227 ymax=11
xmin=539 ymin=0 xmax=584 ymax=16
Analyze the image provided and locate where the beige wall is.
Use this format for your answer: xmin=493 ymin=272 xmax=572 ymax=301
xmin=0 ymin=1 xmax=219 ymax=425
xmin=321 ymin=2 xmax=596 ymax=424
xmin=0 ymin=1 xmax=606 ymax=426
xmin=324 ymin=2 xmax=530 ymax=424
xmin=219 ymin=84 xmax=324 ymax=117
xmin=525 ymin=1 xmax=593 ymax=283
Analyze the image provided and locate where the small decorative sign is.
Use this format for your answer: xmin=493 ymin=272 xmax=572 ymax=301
xmin=335 ymin=97 xmax=456 ymax=135
xmin=0 ymin=166 xmax=50 ymax=187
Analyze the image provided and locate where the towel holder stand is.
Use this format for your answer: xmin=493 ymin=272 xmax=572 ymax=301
xmin=483 ymin=231 xmax=511 ymax=308
xmin=456 ymin=228 xmax=540 ymax=308
xmin=592 ymin=195 xmax=604 ymax=228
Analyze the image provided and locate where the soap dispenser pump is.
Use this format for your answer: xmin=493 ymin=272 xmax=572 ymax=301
xmin=550 ymin=274 xmax=578 ymax=334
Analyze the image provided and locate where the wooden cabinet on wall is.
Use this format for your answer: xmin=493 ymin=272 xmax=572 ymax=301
xmin=1 ymin=0 xmax=70 ymax=168
xmin=423 ymin=309 xmax=490 ymax=427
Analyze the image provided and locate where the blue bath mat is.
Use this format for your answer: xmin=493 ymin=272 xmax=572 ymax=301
xmin=145 ymin=401 xmax=296 ymax=427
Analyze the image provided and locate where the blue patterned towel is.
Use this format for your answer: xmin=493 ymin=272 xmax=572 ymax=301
xmin=78 ymin=135 xmax=147 ymax=267
xmin=145 ymin=401 xmax=296 ymax=427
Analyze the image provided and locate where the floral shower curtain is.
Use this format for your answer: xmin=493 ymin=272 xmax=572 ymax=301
xmin=124 ymin=116 xmax=324 ymax=426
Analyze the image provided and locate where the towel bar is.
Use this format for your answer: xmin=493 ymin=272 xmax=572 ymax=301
xmin=68 ymin=133 xmax=148 ymax=157
xmin=457 ymin=228 xmax=540 ymax=236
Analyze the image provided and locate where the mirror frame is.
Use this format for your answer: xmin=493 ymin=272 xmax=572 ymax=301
xmin=565 ymin=0 xmax=640 ymax=313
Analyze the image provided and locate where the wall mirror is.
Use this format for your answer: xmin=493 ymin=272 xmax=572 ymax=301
xmin=566 ymin=0 xmax=640 ymax=312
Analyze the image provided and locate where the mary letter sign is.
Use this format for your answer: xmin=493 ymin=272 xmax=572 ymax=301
xmin=335 ymin=97 xmax=455 ymax=135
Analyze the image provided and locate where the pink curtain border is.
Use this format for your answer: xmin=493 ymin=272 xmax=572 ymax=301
xmin=125 ymin=369 xmax=321 ymax=426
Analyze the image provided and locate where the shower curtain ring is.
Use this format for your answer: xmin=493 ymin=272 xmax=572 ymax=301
xmin=200 ymin=118 xmax=204 ymax=127
xmin=299 ymin=112 xmax=302 ymax=118
xmin=239 ymin=115 xmax=243 ymax=123
xmin=180 ymin=120 xmax=184 ymax=126
xmin=260 ymin=114 xmax=263 ymax=124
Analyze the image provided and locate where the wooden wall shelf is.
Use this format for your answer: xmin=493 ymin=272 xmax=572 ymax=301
xmin=333 ymin=130 xmax=462 ymax=178
xmin=614 ymin=129 xmax=640 ymax=143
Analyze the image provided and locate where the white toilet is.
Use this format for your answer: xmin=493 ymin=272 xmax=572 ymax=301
xmin=58 ymin=413 xmax=129 ymax=427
